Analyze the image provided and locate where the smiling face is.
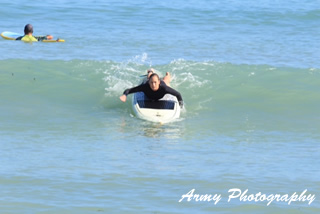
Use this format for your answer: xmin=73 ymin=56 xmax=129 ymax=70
xmin=149 ymin=75 xmax=160 ymax=91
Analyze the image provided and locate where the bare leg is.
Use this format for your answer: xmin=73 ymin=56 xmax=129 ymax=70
xmin=147 ymin=68 xmax=155 ymax=79
xmin=163 ymin=72 xmax=171 ymax=86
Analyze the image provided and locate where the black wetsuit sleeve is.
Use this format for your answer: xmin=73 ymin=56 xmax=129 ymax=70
xmin=34 ymin=36 xmax=47 ymax=41
xmin=165 ymin=86 xmax=183 ymax=102
xmin=123 ymin=84 xmax=146 ymax=96
xmin=165 ymin=86 xmax=183 ymax=107
xmin=16 ymin=36 xmax=23 ymax=40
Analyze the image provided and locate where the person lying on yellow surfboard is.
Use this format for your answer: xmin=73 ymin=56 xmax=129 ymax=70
xmin=16 ymin=24 xmax=60 ymax=42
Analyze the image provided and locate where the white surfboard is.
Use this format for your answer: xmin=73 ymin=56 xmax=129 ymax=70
xmin=132 ymin=92 xmax=181 ymax=123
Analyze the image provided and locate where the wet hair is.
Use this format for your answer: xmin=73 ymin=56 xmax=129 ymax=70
xmin=149 ymin=73 xmax=160 ymax=81
xmin=24 ymin=24 xmax=33 ymax=34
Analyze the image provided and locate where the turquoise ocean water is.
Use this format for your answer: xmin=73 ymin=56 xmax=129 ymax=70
xmin=1 ymin=0 xmax=319 ymax=213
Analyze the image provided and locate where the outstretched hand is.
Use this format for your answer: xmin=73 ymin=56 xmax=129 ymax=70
xmin=119 ymin=95 xmax=127 ymax=102
xmin=179 ymin=100 xmax=184 ymax=109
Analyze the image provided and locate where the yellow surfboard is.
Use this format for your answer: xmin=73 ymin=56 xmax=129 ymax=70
xmin=1 ymin=31 xmax=65 ymax=42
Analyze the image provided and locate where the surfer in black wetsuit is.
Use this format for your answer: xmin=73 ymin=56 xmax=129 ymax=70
xmin=120 ymin=72 xmax=184 ymax=108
